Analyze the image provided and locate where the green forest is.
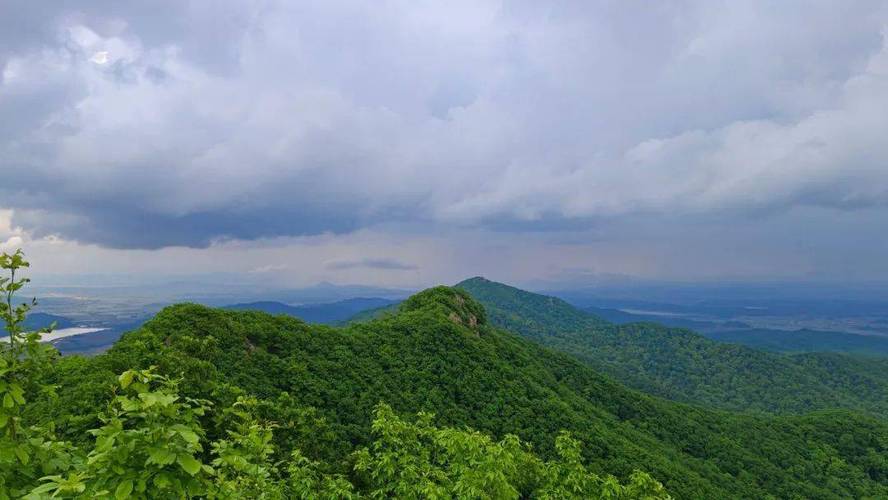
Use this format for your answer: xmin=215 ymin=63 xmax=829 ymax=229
xmin=457 ymin=277 xmax=888 ymax=417
xmin=3 ymin=252 xmax=888 ymax=498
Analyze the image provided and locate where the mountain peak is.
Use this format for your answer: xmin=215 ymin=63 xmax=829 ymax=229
xmin=399 ymin=286 xmax=487 ymax=329
xmin=456 ymin=277 xmax=609 ymax=328
xmin=455 ymin=276 xmax=499 ymax=288
xmin=457 ymin=276 xmax=556 ymax=301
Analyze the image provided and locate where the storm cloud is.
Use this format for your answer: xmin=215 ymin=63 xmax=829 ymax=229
xmin=1 ymin=1 xmax=888 ymax=282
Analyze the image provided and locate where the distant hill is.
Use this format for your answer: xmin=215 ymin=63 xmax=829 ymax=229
xmin=586 ymin=304 xmax=888 ymax=356
xmin=35 ymin=287 xmax=888 ymax=498
xmin=457 ymin=277 xmax=888 ymax=416
xmin=50 ymin=320 xmax=148 ymax=355
xmin=223 ymin=297 xmax=396 ymax=324
xmin=584 ymin=305 xmax=752 ymax=331
xmin=2 ymin=311 xmax=147 ymax=356
xmin=705 ymin=328 xmax=888 ymax=356
xmin=2 ymin=312 xmax=74 ymax=333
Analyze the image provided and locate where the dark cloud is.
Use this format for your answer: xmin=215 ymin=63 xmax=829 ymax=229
xmin=326 ymin=258 xmax=418 ymax=271
xmin=16 ymin=206 xmax=361 ymax=250
xmin=1 ymin=0 xmax=888 ymax=260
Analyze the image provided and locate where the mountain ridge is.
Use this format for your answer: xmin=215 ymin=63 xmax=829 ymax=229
xmin=456 ymin=277 xmax=888 ymax=416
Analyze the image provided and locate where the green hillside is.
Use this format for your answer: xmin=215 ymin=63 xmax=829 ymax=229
xmin=21 ymin=287 xmax=888 ymax=498
xmin=457 ymin=277 xmax=888 ymax=417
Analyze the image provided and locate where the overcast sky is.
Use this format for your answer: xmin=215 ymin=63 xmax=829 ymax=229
xmin=2 ymin=1 xmax=888 ymax=288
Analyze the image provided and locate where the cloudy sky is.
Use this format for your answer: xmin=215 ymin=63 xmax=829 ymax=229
xmin=2 ymin=1 xmax=888 ymax=287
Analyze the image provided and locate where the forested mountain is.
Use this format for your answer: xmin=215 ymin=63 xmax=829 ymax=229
xmin=6 ymin=256 xmax=664 ymax=499
xmin=223 ymin=297 xmax=395 ymax=324
xmin=20 ymin=287 xmax=888 ymax=498
xmin=457 ymin=277 xmax=888 ymax=416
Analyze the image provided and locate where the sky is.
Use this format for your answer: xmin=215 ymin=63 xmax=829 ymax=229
xmin=2 ymin=0 xmax=888 ymax=288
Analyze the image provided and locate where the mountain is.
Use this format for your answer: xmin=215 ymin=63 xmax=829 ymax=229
xmin=2 ymin=312 xmax=74 ymax=333
xmin=223 ymin=297 xmax=396 ymax=324
xmin=31 ymin=287 xmax=888 ymax=498
xmin=457 ymin=277 xmax=888 ymax=416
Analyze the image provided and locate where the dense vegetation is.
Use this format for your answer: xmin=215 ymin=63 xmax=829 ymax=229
xmin=5 ymin=255 xmax=888 ymax=498
xmin=457 ymin=277 xmax=888 ymax=417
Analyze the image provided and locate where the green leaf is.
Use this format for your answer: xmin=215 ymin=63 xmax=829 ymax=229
xmin=115 ymin=479 xmax=133 ymax=500
xmin=119 ymin=397 xmax=140 ymax=412
xmin=153 ymin=473 xmax=171 ymax=489
xmin=119 ymin=371 xmax=135 ymax=389
xmin=178 ymin=454 xmax=202 ymax=476
xmin=147 ymin=447 xmax=177 ymax=466
xmin=3 ymin=393 xmax=12 ymax=408
xmin=30 ymin=481 xmax=59 ymax=495
xmin=10 ymin=387 xmax=24 ymax=405
xmin=177 ymin=429 xmax=199 ymax=445
xmin=14 ymin=445 xmax=29 ymax=465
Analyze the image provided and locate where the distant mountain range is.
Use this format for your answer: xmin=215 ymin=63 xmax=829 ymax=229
xmin=584 ymin=304 xmax=888 ymax=356
xmin=548 ymin=281 xmax=888 ymax=317
xmin=223 ymin=297 xmax=398 ymax=324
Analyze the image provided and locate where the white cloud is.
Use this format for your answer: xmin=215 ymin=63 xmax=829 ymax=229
xmin=90 ymin=51 xmax=109 ymax=64
xmin=0 ymin=210 xmax=26 ymax=252
xmin=0 ymin=236 xmax=24 ymax=252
